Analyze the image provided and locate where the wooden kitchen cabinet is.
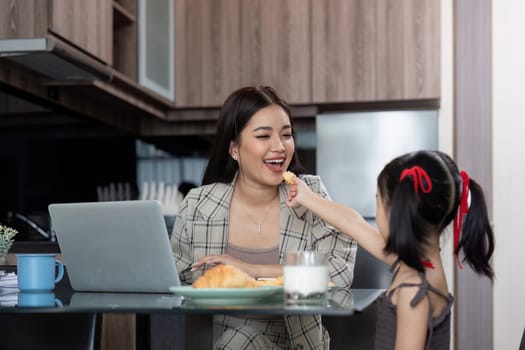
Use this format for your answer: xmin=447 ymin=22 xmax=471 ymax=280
xmin=312 ymin=0 xmax=440 ymax=103
xmin=175 ymin=0 xmax=242 ymax=107
xmin=0 ymin=0 xmax=48 ymax=39
xmin=375 ymin=0 xmax=440 ymax=100
xmin=49 ymin=0 xmax=113 ymax=65
xmin=49 ymin=0 xmax=138 ymax=78
xmin=113 ymin=0 xmax=137 ymax=80
xmin=240 ymin=0 xmax=311 ymax=104
xmin=2 ymin=0 xmax=137 ymax=79
xmin=312 ymin=0 xmax=376 ymax=102
xmin=175 ymin=0 xmax=310 ymax=107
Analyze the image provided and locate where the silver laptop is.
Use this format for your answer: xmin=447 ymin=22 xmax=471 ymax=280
xmin=49 ymin=200 xmax=181 ymax=293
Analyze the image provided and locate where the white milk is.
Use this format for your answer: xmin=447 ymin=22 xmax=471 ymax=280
xmin=283 ymin=265 xmax=329 ymax=297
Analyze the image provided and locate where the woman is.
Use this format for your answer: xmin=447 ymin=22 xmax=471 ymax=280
xmin=171 ymin=86 xmax=356 ymax=349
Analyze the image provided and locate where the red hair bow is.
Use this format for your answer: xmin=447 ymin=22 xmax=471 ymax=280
xmin=453 ymin=170 xmax=470 ymax=269
xmin=400 ymin=166 xmax=433 ymax=194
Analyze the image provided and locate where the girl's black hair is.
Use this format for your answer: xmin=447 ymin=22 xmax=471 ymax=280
xmin=377 ymin=150 xmax=494 ymax=280
xmin=202 ymin=86 xmax=304 ymax=185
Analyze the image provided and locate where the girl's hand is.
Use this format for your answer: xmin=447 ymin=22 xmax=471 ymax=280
xmin=285 ymin=176 xmax=313 ymax=208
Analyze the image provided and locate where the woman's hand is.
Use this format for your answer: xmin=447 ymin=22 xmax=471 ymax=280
xmin=191 ymin=254 xmax=249 ymax=272
xmin=191 ymin=254 xmax=283 ymax=278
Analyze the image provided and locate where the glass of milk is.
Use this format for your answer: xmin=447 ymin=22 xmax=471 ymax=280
xmin=284 ymin=251 xmax=329 ymax=304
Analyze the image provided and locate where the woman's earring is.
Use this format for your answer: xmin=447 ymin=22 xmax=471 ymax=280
xmin=232 ymin=154 xmax=238 ymax=161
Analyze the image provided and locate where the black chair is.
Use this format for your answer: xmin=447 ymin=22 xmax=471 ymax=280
xmin=324 ymin=246 xmax=392 ymax=350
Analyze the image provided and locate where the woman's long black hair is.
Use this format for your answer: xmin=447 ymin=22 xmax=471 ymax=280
xmin=377 ymin=150 xmax=494 ymax=280
xmin=202 ymin=86 xmax=304 ymax=185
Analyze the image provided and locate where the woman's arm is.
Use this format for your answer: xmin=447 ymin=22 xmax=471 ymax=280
xmin=170 ymin=199 xmax=195 ymax=285
xmin=287 ymin=176 xmax=396 ymax=266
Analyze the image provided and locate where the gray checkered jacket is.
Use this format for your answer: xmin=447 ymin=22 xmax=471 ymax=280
xmin=171 ymin=174 xmax=357 ymax=349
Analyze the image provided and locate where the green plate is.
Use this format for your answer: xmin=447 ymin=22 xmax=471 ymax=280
xmin=169 ymin=285 xmax=283 ymax=304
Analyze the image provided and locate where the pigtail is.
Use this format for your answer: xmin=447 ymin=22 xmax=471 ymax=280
xmin=456 ymin=179 xmax=495 ymax=280
xmin=386 ymin=181 xmax=427 ymax=273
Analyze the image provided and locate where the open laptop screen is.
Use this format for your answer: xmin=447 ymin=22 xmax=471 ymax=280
xmin=49 ymin=200 xmax=180 ymax=293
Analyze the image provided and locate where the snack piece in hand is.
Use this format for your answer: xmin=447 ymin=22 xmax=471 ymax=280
xmin=282 ymin=171 xmax=295 ymax=185
xmin=193 ymin=264 xmax=257 ymax=288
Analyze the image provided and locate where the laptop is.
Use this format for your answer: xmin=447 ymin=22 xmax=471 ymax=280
xmin=48 ymin=200 xmax=181 ymax=293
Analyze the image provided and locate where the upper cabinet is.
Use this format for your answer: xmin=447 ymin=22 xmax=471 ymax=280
xmin=1 ymin=0 xmax=138 ymax=80
xmin=175 ymin=0 xmax=242 ymax=108
xmin=174 ymin=0 xmax=310 ymax=107
xmin=375 ymin=0 xmax=440 ymax=100
xmin=313 ymin=0 xmax=440 ymax=102
xmin=113 ymin=0 xmax=138 ymax=80
xmin=0 ymin=1 xmax=48 ymax=39
xmin=49 ymin=0 xmax=113 ymax=65
xmin=312 ymin=0 xmax=376 ymax=102
xmin=1 ymin=0 xmax=440 ymax=122
xmin=239 ymin=0 xmax=311 ymax=105
xmin=175 ymin=0 xmax=440 ymax=107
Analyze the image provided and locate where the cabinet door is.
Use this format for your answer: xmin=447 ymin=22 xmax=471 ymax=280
xmin=312 ymin=0 xmax=440 ymax=103
xmin=49 ymin=0 xmax=113 ymax=64
xmin=240 ymin=0 xmax=311 ymax=104
xmin=312 ymin=0 xmax=376 ymax=103
xmin=376 ymin=0 xmax=440 ymax=100
xmin=0 ymin=0 xmax=48 ymax=39
xmin=175 ymin=0 xmax=241 ymax=107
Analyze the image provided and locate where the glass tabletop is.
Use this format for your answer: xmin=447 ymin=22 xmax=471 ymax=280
xmin=1 ymin=287 xmax=384 ymax=316
xmin=1 ymin=266 xmax=383 ymax=315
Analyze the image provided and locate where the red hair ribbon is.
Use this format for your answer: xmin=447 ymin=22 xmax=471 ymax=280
xmin=453 ymin=170 xmax=470 ymax=269
xmin=421 ymin=259 xmax=435 ymax=269
xmin=400 ymin=166 xmax=433 ymax=194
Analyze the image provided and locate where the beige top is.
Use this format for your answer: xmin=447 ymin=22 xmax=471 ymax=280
xmin=226 ymin=242 xmax=279 ymax=265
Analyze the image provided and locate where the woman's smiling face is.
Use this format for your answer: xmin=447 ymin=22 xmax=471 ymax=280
xmin=230 ymin=104 xmax=295 ymax=186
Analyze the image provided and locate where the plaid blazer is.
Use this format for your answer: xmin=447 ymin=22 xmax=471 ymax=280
xmin=171 ymin=174 xmax=357 ymax=348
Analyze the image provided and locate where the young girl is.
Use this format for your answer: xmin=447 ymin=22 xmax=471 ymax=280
xmin=285 ymin=150 xmax=495 ymax=350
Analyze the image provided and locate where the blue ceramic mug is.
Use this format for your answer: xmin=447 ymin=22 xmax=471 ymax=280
xmin=17 ymin=291 xmax=63 ymax=308
xmin=16 ymin=253 xmax=64 ymax=292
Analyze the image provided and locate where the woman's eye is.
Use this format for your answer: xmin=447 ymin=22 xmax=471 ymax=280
xmin=282 ymin=133 xmax=293 ymax=138
xmin=256 ymin=135 xmax=270 ymax=139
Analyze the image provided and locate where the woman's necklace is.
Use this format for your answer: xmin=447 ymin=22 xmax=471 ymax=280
xmin=236 ymin=191 xmax=279 ymax=234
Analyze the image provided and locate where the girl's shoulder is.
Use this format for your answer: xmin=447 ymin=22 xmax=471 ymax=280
xmin=388 ymin=268 xmax=452 ymax=318
xmin=387 ymin=269 xmax=424 ymax=303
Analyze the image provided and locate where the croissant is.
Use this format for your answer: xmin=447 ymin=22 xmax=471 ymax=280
xmin=193 ymin=264 xmax=257 ymax=288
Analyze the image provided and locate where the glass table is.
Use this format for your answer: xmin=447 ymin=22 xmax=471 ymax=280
xmin=0 ymin=267 xmax=384 ymax=349
xmin=1 ymin=288 xmax=383 ymax=315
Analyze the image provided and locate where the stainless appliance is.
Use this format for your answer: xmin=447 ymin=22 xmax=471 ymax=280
xmin=316 ymin=110 xmax=438 ymax=218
